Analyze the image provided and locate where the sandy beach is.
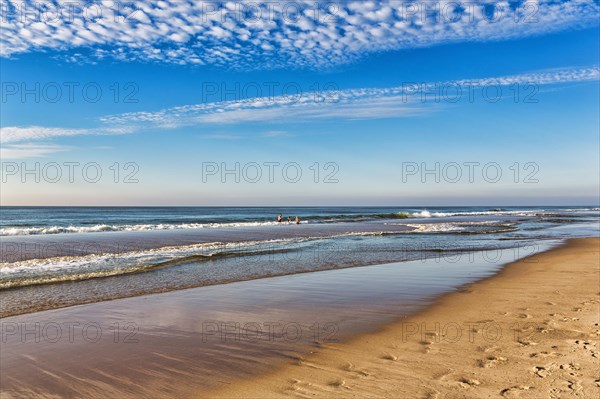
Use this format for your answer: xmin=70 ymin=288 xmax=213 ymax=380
xmin=209 ymin=238 xmax=600 ymax=398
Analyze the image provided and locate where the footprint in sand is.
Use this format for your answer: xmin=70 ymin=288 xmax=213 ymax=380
xmin=458 ymin=377 xmax=481 ymax=389
xmin=478 ymin=345 xmax=499 ymax=353
xmin=560 ymin=363 xmax=582 ymax=378
xmin=479 ymin=356 xmax=507 ymax=368
xmin=580 ymin=299 xmax=599 ymax=307
xmin=549 ymin=387 xmax=563 ymax=398
xmin=500 ymin=385 xmax=532 ymax=397
xmin=567 ymin=380 xmax=583 ymax=393
xmin=327 ymin=378 xmax=347 ymax=388
xmin=530 ymin=351 xmax=561 ymax=359
xmin=288 ymin=379 xmax=313 ymax=395
xmin=340 ymin=362 xmax=370 ymax=377
xmin=559 ymin=362 xmax=581 ymax=371
xmin=421 ymin=339 xmax=443 ymax=354
xmin=533 ymin=366 xmax=550 ymax=378
xmin=533 ymin=363 xmax=558 ymax=379
xmin=517 ymin=339 xmax=539 ymax=347
xmin=574 ymin=339 xmax=595 ymax=350
xmin=584 ymin=340 xmax=596 ymax=350
xmin=575 ymin=338 xmax=600 ymax=357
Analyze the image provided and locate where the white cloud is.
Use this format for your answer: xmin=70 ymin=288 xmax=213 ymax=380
xmin=2 ymin=65 xmax=598 ymax=158
xmin=0 ymin=143 xmax=69 ymax=158
xmin=100 ymin=65 xmax=600 ymax=127
xmin=0 ymin=126 xmax=135 ymax=144
xmin=1 ymin=1 xmax=598 ymax=69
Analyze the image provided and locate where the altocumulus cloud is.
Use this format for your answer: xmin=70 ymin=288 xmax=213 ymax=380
xmin=1 ymin=0 xmax=599 ymax=69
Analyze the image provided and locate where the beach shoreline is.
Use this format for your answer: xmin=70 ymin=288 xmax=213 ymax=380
xmin=3 ymin=206 xmax=597 ymax=319
xmin=209 ymin=237 xmax=600 ymax=398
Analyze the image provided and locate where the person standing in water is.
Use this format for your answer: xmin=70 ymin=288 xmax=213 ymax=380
xmin=277 ymin=214 xmax=283 ymax=222
xmin=287 ymin=216 xmax=291 ymax=222
xmin=295 ymin=216 xmax=300 ymax=224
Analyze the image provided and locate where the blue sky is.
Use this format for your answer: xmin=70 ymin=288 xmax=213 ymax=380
xmin=1 ymin=0 xmax=599 ymax=206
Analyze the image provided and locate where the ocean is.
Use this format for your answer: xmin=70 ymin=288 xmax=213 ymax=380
xmin=1 ymin=206 xmax=598 ymax=316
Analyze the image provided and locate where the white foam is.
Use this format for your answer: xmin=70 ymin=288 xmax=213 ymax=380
xmin=411 ymin=210 xmax=432 ymax=218
xmin=0 ymin=238 xmax=311 ymax=288
xmin=0 ymin=220 xmax=308 ymax=236
xmin=386 ymin=220 xmax=513 ymax=233
xmin=406 ymin=223 xmax=466 ymax=232
xmin=410 ymin=209 xmax=546 ymax=218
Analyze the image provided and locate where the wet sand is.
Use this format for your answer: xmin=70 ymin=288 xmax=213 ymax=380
xmin=210 ymin=238 xmax=600 ymax=398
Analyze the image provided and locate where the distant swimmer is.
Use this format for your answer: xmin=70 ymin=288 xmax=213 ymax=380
xmin=287 ymin=216 xmax=291 ymax=222
xmin=277 ymin=214 xmax=283 ymax=223
xmin=295 ymin=216 xmax=300 ymax=224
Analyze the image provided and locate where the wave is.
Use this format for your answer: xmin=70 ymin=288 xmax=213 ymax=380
xmin=0 ymin=238 xmax=317 ymax=289
xmin=387 ymin=220 xmax=519 ymax=234
xmin=2 ymin=208 xmax=596 ymax=236
xmin=0 ymin=231 xmax=411 ymax=288
xmin=0 ymin=220 xmax=309 ymax=236
xmin=0 ymin=214 xmax=409 ymax=236
xmin=406 ymin=223 xmax=464 ymax=233
xmin=409 ymin=209 xmax=545 ymax=218
xmin=424 ymin=208 xmax=599 ymax=218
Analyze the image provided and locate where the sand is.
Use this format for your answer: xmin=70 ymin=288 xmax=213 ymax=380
xmin=209 ymin=238 xmax=600 ymax=398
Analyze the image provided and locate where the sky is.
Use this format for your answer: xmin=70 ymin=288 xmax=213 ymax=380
xmin=1 ymin=0 xmax=599 ymax=206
